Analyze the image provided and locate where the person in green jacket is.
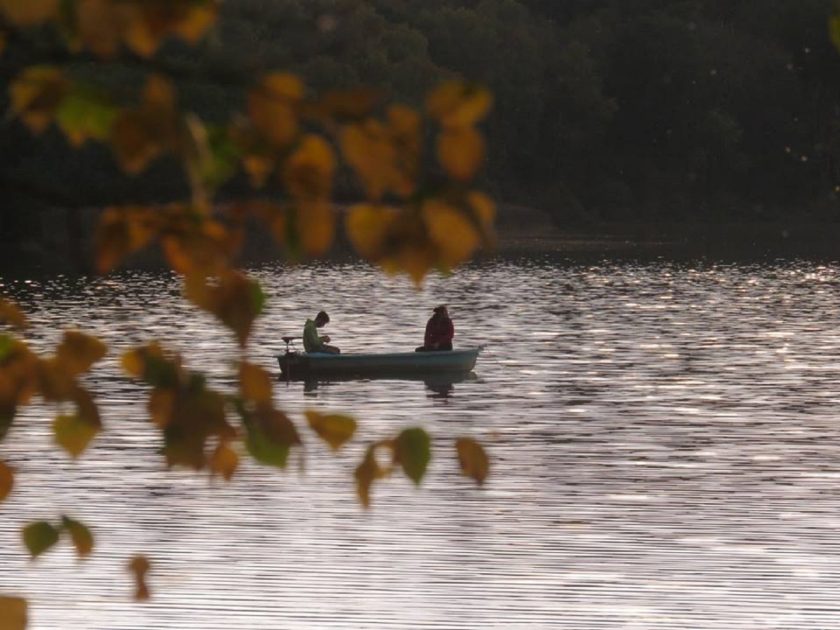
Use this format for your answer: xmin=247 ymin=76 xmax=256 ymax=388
xmin=303 ymin=310 xmax=340 ymax=354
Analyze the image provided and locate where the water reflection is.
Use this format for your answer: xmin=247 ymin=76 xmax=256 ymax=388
xmin=3 ymin=259 xmax=840 ymax=628
xmin=292 ymin=371 xmax=475 ymax=400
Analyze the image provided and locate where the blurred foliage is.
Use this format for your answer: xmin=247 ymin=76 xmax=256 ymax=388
xmin=0 ymin=1 xmax=493 ymax=620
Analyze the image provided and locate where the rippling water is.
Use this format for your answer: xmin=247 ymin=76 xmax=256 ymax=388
xmin=3 ymin=257 xmax=840 ymax=629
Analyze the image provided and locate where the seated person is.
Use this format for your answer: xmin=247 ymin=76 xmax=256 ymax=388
xmin=416 ymin=305 xmax=454 ymax=352
xmin=303 ymin=310 xmax=340 ymax=354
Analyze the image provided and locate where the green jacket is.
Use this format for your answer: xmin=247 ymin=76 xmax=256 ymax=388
xmin=303 ymin=319 xmax=323 ymax=352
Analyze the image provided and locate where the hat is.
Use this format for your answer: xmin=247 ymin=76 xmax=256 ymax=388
xmin=433 ymin=305 xmax=447 ymax=313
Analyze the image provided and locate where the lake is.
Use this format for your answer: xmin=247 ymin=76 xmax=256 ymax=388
xmin=2 ymin=256 xmax=840 ymax=629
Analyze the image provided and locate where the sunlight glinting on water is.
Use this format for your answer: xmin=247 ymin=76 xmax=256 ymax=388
xmin=2 ymin=258 xmax=840 ymax=628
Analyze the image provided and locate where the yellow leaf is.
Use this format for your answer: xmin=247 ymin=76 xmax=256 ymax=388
xmin=305 ymin=410 xmax=357 ymax=451
xmin=209 ymin=441 xmax=239 ymax=481
xmin=426 ymin=81 xmax=492 ymax=128
xmin=0 ymin=0 xmax=58 ymax=25
xmin=0 ymin=461 xmax=12 ymax=503
xmin=0 ymin=299 xmax=28 ymax=330
xmin=53 ymin=414 xmax=99 ymax=458
xmin=283 ymin=134 xmax=335 ymax=200
xmin=437 ymin=127 xmax=485 ymax=181
xmin=296 ymin=201 xmax=336 ymax=256
xmin=354 ymin=445 xmax=385 ymax=508
xmin=55 ymin=331 xmax=107 ymax=376
xmin=344 ymin=204 xmax=399 ymax=260
xmin=248 ymin=73 xmax=303 ymax=147
xmin=61 ymin=515 xmax=94 ymax=558
xmin=467 ymin=191 xmax=496 ymax=230
xmin=128 ymin=555 xmax=151 ymax=601
xmin=10 ymin=66 xmax=68 ymax=134
xmin=455 ymin=437 xmax=489 ymax=485
xmin=172 ymin=4 xmax=218 ymax=43
xmin=242 ymin=154 xmax=275 ymax=188
xmin=124 ymin=11 xmax=161 ymax=58
xmin=340 ymin=121 xmax=395 ymax=201
xmin=184 ymin=272 xmax=265 ymax=347
xmin=0 ymin=595 xmax=27 ymax=630
xmin=422 ymin=200 xmax=480 ymax=268
xmin=239 ymin=362 xmax=272 ymax=405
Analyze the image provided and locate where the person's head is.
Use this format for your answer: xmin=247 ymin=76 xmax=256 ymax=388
xmin=433 ymin=305 xmax=448 ymax=317
xmin=314 ymin=311 xmax=330 ymax=327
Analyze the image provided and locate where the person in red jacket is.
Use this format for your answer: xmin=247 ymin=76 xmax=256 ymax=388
xmin=416 ymin=305 xmax=454 ymax=351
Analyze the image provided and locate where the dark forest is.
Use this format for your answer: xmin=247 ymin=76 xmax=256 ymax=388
xmin=2 ymin=0 xmax=839 ymax=235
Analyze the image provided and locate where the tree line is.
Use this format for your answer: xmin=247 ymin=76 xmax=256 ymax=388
xmin=2 ymin=0 xmax=839 ymax=247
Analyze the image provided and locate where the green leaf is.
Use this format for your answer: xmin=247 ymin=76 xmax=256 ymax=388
xmin=53 ymin=414 xmax=99 ymax=458
xmin=394 ymin=427 xmax=431 ymax=485
xmin=61 ymin=515 xmax=94 ymax=558
xmin=243 ymin=406 xmax=300 ymax=469
xmin=0 ymin=595 xmax=27 ymax=630
xmin=55 ymin=85 xmax=117 ymax=146
xmin=22 ymin=521 xmax=59 ymax=559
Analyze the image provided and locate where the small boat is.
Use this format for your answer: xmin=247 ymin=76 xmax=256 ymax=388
xmin=277 ymin=345 xmax=480 ymax=380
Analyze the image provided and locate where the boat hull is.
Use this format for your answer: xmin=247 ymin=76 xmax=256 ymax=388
xmin=277 ymin=348 xmax=480 ymax=380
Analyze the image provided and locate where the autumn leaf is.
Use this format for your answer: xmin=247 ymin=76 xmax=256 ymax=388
xmin=95 ymin=206 xmax=160 ymax=274
xmin=295 ymin=201 xmax=336 ymax=256
xmin=9 ymin=66 xmax=69 ymax=134
xmin=0 ymin=595 xmax=27 ymax=630
xmin=128 ymin=555 xmax=151 ymax=601
xmin=467 ymin=191 xmax=496 ymax=237
xmin=0 ymin=299 xmax=28 ymax=330
xmin=162 ymin=387 xmax=232 ymax=470
xmin=55 ymin=331 xmax=107 ymax=376
xmin=283 ymin=134 xmax=336 ymax=200
xmin=110 ymin=75 xmax=178 ymax=174
xmin=305 ymin=410 xmax=357 ymax=451
xmin=422 ymin=200 xmax=480 ymax=268
xmin=239 ymin=361 xmax=273 ymax=405
xmin=53 ymin=414 xmax=99 ymax=458
xmin=394 ymin=427 xmax=431 ymax=485
xmin=61 ymin=515 xmax=94 ymax=558
xmin=243 ymin=405 xmax=301 ymax=469
xmin=209 ymin=441 xmax=239 ymax=481
xmin=22 ymin=521 xmax=60 ymax=559
xmin=426 ymin=81 xmax=492 ymax=129
xmin=437 ymin=127 xmax=485 ymax=181
xmin=455 ymin=437 xmax=489 ymax=485
xmin=344 ymin=204 xmax=399 ymax=259
xmin=184 ymin=272 xmax=265 ymax=347
xmin=354 ymin=443 xmax=391 ymax=508
xmin=0 ymin=0 xmax=59 ymax=25
xmin=248 ymin=73 xmax=303 ymax=147
xmin=0 ymin=461 xmax=12 ymax=503
xmin=340 ymin=121 xmax=396 ymax=201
